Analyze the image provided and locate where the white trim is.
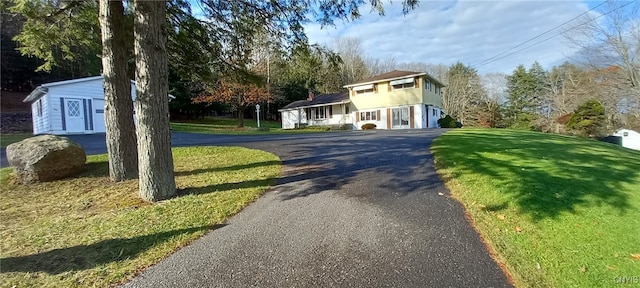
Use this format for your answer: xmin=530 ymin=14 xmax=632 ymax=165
xmin=353 ymin=84 xmax=374 ymax=91
xmin=278 ymin=100 xmax=350 ymax=112
xmin=24 ymin=75 xmax=175 ymax=103
xmin=389 ymin=78 xmax=414 ymax=85
xmin=344 ymin=73 xmax=426 ymax=88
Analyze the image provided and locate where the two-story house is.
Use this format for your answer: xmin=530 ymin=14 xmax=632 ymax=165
xmin=279 ymin=70 xmax=445 ymax=130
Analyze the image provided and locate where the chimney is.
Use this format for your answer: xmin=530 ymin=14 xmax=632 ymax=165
xmin=308 ymin=90 xmax=315 ymax=101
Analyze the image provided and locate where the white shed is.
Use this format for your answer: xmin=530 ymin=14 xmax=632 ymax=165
xmin=23 ymin=76 xmax=136 ymax=135
xmin=613 ymin=129 xmax=640 ymax=151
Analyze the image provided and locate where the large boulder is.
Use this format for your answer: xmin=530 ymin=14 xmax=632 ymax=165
xmin=6 ymin=135 xmax=86 ymax=184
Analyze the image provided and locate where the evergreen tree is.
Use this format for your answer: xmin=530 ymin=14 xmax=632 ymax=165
xmin=567 ymin=100 xmax=606 ymax=137
xmin=505 ymin=64 xmax=539 ymax=129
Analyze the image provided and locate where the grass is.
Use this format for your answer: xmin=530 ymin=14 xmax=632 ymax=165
xmin=171 ymin=116 xmax=344 ymax=134
xmin=0 ymin=133 xmax=32 ymax=148
xmin=431 ymin=129 xmax=640 ymax=287
xmin=0 ymin=146 xmax=281 ymax=287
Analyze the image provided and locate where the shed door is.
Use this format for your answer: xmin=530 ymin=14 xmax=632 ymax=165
xmin=64 ymin=98 xmax=85 ymax=133
xmin=93 ymin=99 xmax=106 ymax=133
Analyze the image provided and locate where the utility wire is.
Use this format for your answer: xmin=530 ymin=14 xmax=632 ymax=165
xmin=473 ymin=0 xmax=636 ymax=69
xmin=471 ymin=0 xmax=608 ymax=69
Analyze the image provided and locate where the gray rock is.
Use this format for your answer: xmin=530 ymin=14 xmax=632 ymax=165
xmin=6 ymin=135 xmax=86 ymax=184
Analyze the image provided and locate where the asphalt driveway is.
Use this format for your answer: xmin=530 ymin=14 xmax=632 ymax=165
xmin=1 ymin=131 xmax=511 ymax=287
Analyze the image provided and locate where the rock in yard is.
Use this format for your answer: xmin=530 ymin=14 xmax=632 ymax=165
xmin=6 ymin=135 xmax=86 ymax=184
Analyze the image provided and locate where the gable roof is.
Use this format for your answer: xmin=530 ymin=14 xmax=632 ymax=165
xmin=344 ymin=70 xmax=444 ymax=88
xmin=24 ymin=75 xmax=120 ymax=103
xmin=23 ymin=75 xmax=175 ymax=103
xmin=279 ymin=92 xmax=349 ymax=111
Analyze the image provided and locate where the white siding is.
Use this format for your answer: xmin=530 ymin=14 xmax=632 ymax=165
xmin=355 ymin=108 xmax=386 ymax=130
xmin=614 ymin=129 xmax=640 ymax=151
xmin=281 ymin=109 xmax=307 ymax=129
xmin=281 ymin=103 xmax=353 ymax=129
xmin=426 ymin=105 xmax=442 ymax=128
xmin=31 ymin=97 xmax=50 ymax=134
xmin=31 ymin=77 xmax=137 ymax=135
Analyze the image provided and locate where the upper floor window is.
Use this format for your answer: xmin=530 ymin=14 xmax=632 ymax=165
xmin=353 ymin=84 xmax=374 ymax=95
xmin=390 ymin=78 xmax=415 ymax=90
xmin=435 ymin=86 xmax=440 ymax=94
xmin=425 ymin=80 xmax=432 ymax=91
xmin=356 ymin=88 xmax=374 ymax=94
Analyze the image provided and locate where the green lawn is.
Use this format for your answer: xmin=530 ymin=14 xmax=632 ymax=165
xmin=0 ymin=146 xmax=281 ymax=287
xmin=0 ymin=133 xmax=32 ymax=148
xmin=431 ymin=129 xmax=640 ymax=287
xmin=171 ymin=116 xmax=342 ymax=134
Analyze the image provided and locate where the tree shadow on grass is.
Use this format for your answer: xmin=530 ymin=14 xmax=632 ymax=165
xmin=177 ymin=178 xmax=276 ymax=196
xmin=174 ymin=160 xmax=281 ymax=177
xmin=79 ymin=160 xmax=110 ymax=178
xmin=433 ymin=130 xmax=640 ymax=221
xmin=0 ymin=224 xmax=225 ymax=274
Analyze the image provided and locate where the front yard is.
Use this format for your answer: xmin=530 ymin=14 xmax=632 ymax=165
xmin=0 ymin=146 xmax=281 ymax=287
xmin=432 ymin=129 xmax=640 ymax=287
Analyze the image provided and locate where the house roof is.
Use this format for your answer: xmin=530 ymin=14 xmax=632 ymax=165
xmin=344 ymin=70 xmax=444 ymax=88
xmin=23 ymin=75 xmax=175 ymax=103
xmin=279 ymin=92 xmax=349 ymax=111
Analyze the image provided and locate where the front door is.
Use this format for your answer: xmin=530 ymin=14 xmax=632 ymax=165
xmin=391 ymin=107 xmax=410 ymax=129
xmin=64 ymin=98 xmax=85 ymax=133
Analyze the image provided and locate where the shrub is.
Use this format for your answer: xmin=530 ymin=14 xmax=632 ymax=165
xmin=294 ymin=126 xmax=330 ymax=131
xmin=567 ymin=100 xmax=605 ymax=137
xmin=361 ymin=123 xmax=377 ymax=130
xmin=437 ymin=115 xmax=458 ymax=128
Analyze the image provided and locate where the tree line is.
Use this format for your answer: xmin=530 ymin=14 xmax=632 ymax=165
xmin=2 ymin=0 xmax=637 ymax=200
xmin=2 ymin=0 xmax=419 ymax=202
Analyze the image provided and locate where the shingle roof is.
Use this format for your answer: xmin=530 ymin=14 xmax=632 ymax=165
xmin=280 ymin=92 xmax=349 ymax=110
xmin=344 ymin=70 xmax=444 ymax=87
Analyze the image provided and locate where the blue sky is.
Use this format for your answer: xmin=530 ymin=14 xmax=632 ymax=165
xmin=303 ymin=0 xmax=611 ymax=74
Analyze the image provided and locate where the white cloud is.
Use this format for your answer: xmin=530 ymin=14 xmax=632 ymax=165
xmin=303 ymin=0 xmax=598 ymax=74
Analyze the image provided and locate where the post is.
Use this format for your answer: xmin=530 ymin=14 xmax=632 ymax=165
xmin=256 ymin=104 xmax=261 ymax=128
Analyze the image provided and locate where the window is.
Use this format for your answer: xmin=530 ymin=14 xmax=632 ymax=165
xmin=425 ymin=80 xmax=432 ymax=91
xmin=392 ymin=82 xmax=414 ymax=90
xmin=390 ymin=78 xmax=415 ymax=90
xmin=354 ymin=84 xmax=374 ymax=95
xmin=360 ymin=111 xmax=377 ymax=121
xmin=355 ymin=88 xmax=374 ymax=94
xmin=435 ymin=86 xmax=440 ymax=94
xmin=314 ymin=107 xmax=326 ymax=119
xmin=623 ymin=132 xmax=629 ymax=137
xmin=36 ymin=99 xmax=43 ymax=117
xmin=432 ymin=108 xmax=437 ymax=117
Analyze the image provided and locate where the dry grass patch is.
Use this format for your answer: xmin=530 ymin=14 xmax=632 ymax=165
xmin=0 ymin=146 xmax=280 ymax=287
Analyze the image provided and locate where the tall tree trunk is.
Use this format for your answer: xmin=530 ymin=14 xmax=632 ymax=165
xmin=134 ymin=0 xmax=175 ymax=202
xmin=99 ymin=0 xmax=138 ymax=181
xmin=238 ymin=106 xmax=245 ymax=127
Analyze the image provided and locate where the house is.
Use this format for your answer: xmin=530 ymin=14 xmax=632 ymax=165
xmin=23 ymin=75 xmax=173 ymax=135
xmin=613 ymin=129 xmax=640 ymax=151
xmin=279 ymin=70 xmax=445 ymax=130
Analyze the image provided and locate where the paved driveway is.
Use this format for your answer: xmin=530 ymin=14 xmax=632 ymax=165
xmin=2 ymin=131 xmax=511 ymax=287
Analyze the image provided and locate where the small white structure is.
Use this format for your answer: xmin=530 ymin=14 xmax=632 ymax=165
xmin=24 ymin=76 xmax=135 ymax=135
xmin=24 ymin=75 xmax=174 ymax=135
xmin=279 ymin=92 xmax=353 ymax=129
xmin=613 ymin=129 xmax=640 ymax=151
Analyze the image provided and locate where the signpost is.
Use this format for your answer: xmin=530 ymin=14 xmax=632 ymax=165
xmin=256 ymin=104 xmax=261 ymax=128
